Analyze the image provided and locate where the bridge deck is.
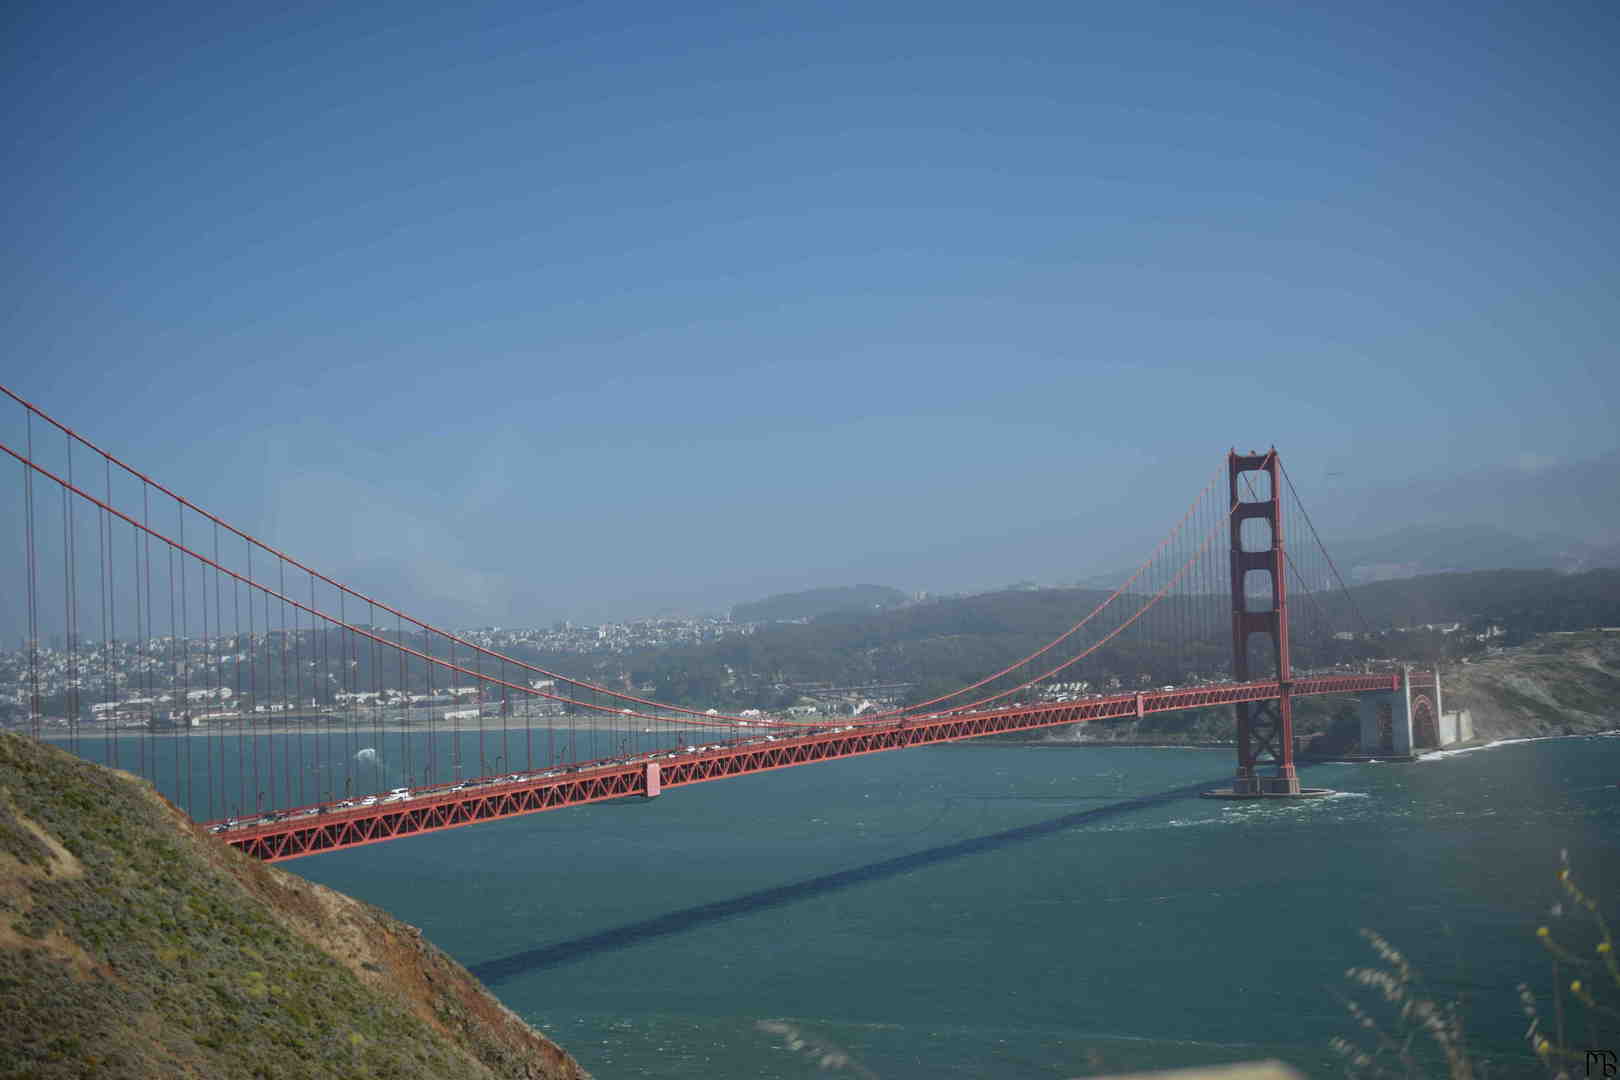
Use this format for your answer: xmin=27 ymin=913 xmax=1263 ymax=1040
xmin=220 ymin=673 xmax=1398 ymax=862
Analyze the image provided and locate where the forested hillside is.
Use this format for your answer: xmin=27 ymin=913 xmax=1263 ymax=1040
xmin=731 ymin=584 xmax=909 ymax=623
xmin=1315 ymin=569 xmax=1620 ymax=642
xmin=623 ymin=569 xmax=1620 ymax=711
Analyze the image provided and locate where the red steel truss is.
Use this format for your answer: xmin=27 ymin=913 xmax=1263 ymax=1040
xmin=222 ymin=672 xmax=1401 ymax=862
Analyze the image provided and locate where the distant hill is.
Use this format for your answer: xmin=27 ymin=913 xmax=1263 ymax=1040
xmin=628 ymin=570 xmax=1620 ymax=710
xmin=0 ymin=732 xmax=588 ymax=1080
xmin=1300 ymin=451 xmax=1620 ymax=585
xmin=1316 ymin=568 xmax=1620 ymax=640
xmin=732 ymin=584 xmax=909 ymax=623
xmin=1329 ymin=523 xmax=1620 ymax=584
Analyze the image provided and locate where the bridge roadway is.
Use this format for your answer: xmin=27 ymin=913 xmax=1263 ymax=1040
xmin=219 ymin=672 xmax=1401 ymax=862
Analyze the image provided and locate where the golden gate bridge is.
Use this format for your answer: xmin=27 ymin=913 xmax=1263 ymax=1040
xmin=1 ymin=383 xmax=1436 ymax=863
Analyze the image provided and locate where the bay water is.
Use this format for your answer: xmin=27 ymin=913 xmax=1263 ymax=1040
xmin=54 ymin=729 xmax=1620 ymax=1075
xmin=298 ymin=734 xmax=1619 ymax=1077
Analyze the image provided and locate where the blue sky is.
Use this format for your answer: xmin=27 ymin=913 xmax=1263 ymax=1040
xmin=3 ymin=1 xmax=1616 ymax=624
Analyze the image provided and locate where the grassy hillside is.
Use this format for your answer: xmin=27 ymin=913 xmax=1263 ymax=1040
xmin=0 ymin=732 xmax=588 ymax=1079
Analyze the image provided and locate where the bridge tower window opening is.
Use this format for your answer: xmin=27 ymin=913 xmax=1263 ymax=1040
xmin=1238 ymin=515 xmax=1273 ymax=555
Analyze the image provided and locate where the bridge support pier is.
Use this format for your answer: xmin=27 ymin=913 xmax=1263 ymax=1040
xmin=1357 ymin=680 xmax=1413 ymax=758
xmin=1357 ymin=666 xmax=1468 ymax=756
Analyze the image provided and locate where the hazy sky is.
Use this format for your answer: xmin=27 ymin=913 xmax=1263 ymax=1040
xmin=3 ymin=1 xmax=1616 ymax=624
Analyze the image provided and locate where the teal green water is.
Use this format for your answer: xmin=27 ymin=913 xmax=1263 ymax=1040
xmin=67 ymin=732 xmax=1620 ymax=1076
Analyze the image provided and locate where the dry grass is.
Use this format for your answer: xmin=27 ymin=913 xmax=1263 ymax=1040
xmin=1518 ymin=853 xmax=1619 ymax=1078
xmin=1330 ymin=930 xmax=1474 ymax=1080
xmin=1334 ymin=854 xmax=1619 ymax=1080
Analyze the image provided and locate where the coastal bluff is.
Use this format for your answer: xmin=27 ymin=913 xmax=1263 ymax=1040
xmin=1444 ymin=630 xmax=1620 ymax=739
xmin=0 ymin=731 xmax=588 ymax=1079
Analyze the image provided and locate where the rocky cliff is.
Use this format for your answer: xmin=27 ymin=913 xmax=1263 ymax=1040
xmin=1443 ymin=631 xmax=1620 ymax=739
xmin=1032 ymin=633 xmax=1620 ymax=748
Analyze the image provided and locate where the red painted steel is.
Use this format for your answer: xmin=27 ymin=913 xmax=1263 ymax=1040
xmin=1228 ymin=450 xmax=1298 ymax=795
xmin=218 ymin=672 xmax=1399 ymax=862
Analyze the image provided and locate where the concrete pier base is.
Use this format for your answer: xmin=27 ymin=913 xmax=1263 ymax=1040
xmin=1358 ymin=683 xmax=1413 ymax=757
xmin=1200 ymin=787 xmax=1335 ymax=800
xmin=1203 ymin=766 xmax=1332 ymax=799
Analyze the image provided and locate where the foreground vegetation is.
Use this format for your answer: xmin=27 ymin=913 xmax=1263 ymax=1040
xmin=0 ymin=732 xmax=588 ymax=1079
xmin=1334 ymin=855 xmax=1618 ymax=1079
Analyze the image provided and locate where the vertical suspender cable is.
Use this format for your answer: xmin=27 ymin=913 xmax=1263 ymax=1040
xmin=396 ymin=612 xmax=408 ymax=788
xmin=97 ymin=455 xmax=110 ymax=766
xmin=246 ymin=544 xmax=256 ymax=818
xmin=339 ymin=589 xmax=349 ymax=804
xmin=177 ymin=502 xmax=191 ymax=816
xmin=142 ymin=483 xmax=155 ymax=784
xmin=291 ymin=561 xmax=303 ymax=807
xmin=199 ymin=513 xmax=212 ymax=819
xmin=213 ymin=522 xmax=225 ymax=818
xmin=476 ymin=639 xmax=485 ymax=778
xmin=24 ymin=412 xmax=40 ymax=742
xmin=62 ymin=435 xmax=78 ymax=756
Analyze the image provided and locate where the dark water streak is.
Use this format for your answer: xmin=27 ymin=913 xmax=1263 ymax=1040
xmin=470 ymin=779 xmax=1220 ymax=983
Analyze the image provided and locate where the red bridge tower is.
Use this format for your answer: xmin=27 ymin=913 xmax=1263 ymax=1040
xmin=1206 ymin=449 xmax=1331 ymax=799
